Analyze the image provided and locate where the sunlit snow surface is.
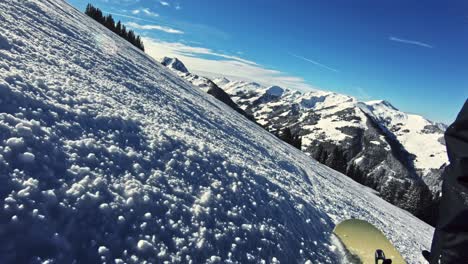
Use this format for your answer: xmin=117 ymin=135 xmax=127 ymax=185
xmin=0 ymin=0 xmax=432 ymax=263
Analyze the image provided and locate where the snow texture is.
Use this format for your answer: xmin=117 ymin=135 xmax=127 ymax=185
xmin=0 ymin=1 xmax=432 ymax=263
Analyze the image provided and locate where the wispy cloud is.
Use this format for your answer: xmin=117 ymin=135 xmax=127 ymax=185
xmin=112 ymin=11 xmax=228 ymax=41
xmin=175 ymin=3 xmax=181 ymax=10
xmin=160 ymin=1 xmax=170 ymax=6
xmin=126 ymin=22 xmax=184 ymax=34
xmin=389 ymin=36 xmax=433 ymax=48
xmin=102 ymin=10 xmax=152 ymax=23
xmin=289 ymin=53 xmax=339 ymax=73
xmin=145 ymin=40 xmax=257 ymax=65
xmin=143 ymin=38 xmax=319 ymax=91
xmin=131 ymin=8 xmax=159 ymax=17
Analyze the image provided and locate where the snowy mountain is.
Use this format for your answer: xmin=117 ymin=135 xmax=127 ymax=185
xmin=160 ymin=57 xmax=255 ymax=122
xmin=214 ymin=79 xmax=447 ymax=220
xmin=161 ymin=57 xmax=189 ymax=73
xmin=162 ymin=58 xmax=447 ymax=222
xmin=0 ymin=1 xmax=433 ymax=263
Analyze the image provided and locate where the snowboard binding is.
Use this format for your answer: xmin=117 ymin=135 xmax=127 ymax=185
xmin=375 ymin=249 xmax=392 ymax=264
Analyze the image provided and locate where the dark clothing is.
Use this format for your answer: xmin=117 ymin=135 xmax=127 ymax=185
xmin=429 ymin=100 xmax=468 ymax=263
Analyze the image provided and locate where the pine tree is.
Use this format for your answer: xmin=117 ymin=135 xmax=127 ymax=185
xmin=315 ymin=145 xmax=324 ymax=162
xmin=105 ymin=14 xmax=115 ymax=30
xmin=381 ymin=180 xmax=401 ymax=204
xmin=116 ymin=21 xmax=122 ymax=35
xmin=83 ymin=4 xmax=145 ymax=52
xmin=85 ymin=4 xmax=91 ymax=16
xmin=136 ymin=36 xmax=144 ymax=51
xmin=320 ymin=150 xmax=329 ymax=164
xmin=128 ymin=30 xmax=136 ymax=45
xmin=121 ymin=25 xmax=127 ymax=38
xmin=347 ymin=164 xmax=366 ymax=184
xmin=282 ymin=128 xmax=292 ymax=141
xmin=347 ymin=164 xmax=356 ymax=180
xmin=354 ymin=166 xmax=365 ymax=184
xmin=96 ymin=9 xmax=104 ymax=23
xmin=329 ymin=147 xmax=347 ymax=174
xmin=280 ymin=127 xmax=301 ymax=150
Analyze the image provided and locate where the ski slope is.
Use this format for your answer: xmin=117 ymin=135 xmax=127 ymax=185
xmin=0 ymin=0 xmax=432 ymax=263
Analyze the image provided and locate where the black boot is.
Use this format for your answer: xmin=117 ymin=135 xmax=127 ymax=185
xmin=422 ymin=250 xmax=431 ymax=262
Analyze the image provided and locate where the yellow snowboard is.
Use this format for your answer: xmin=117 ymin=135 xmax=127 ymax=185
xmin=333 ymin=219 xmax=406 ymax=264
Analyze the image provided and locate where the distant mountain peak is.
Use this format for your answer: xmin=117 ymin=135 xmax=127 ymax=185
xmin=265 ymin=85 xmax=284 ymax=96
xmin=365 ymin=99 xmax=398 ymax=111
xmin=213 ymin=77 xmax=230 ymax=85
xmin=160 ymin=57 xmax=189 ymax=73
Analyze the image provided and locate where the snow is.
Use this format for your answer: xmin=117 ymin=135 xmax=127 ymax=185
xmin=354 ymin=157 xmax=364 ymax=165
xmin=137 ymin=240 xmax=153 ymax=252
xmin=213 ymin=77 xmax=230 ymax=86
xmin=299 ymin=97 xmax=367 ymax=144
xmin=0 ymin=33 xmax=11 ymax=50
xmin=18 ymin=152 xmax=35 ymax=163
xmin=6 ymin=137 xmax=25 ymax=148
xmin=98 ymin=246 xmax=110 ymax=255
xmin=362 ymin=100 xmax=448 ymax=170
xmin=215 ymin=79 xmax=262 ymax=95
xmin=299 ymin=94 xmax=327 ymax=109
xmin=215 ymin=73 xmax=447 ymax=175
xmin=0 ymin=1 xmax=433 ymax=263
xmin=160 ymin=57 xmax=189 ymax=73
xmin=198 ymin=189 xmax=212 ymax=204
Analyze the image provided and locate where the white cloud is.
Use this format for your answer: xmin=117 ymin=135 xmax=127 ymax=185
xmin=175 ymin=4 xmax=181 ymax=10
xmin=103 ymin=11 xmax=156 ymax=23
xmin=289 ymin=52 xmax=339 ymax=73
xmin=143 ymin=38 xmax=319 ymax=91
xmin=160 ymin=1 xmax=170 ymax=6
xmin=389 ymin=36 xmax=433 ymax=48
xmin=131 ymin=8 xmax=159 ymax=17
xmin=126 ymin=22 xmax=184 ymax=34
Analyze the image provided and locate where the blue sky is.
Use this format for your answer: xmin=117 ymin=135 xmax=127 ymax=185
xmin=68 ymin=0 xmax=468 ymax=123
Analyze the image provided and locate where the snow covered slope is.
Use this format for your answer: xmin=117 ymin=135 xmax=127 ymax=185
xmin=0 ymin=0 xmax=432 ymax=263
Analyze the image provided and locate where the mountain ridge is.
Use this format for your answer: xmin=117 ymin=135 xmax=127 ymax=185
xmin=162 ymin=56 xmax=447 ymax=223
